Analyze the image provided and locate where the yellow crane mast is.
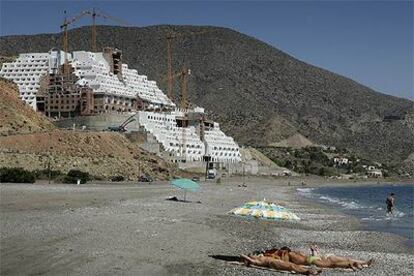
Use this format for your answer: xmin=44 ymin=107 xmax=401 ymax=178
xmin=60 ymin=8 xmax=128 ymax=62
xmin=165 ymin=29 xmax=212 ymax=102
xmin=180 ymin=66 xmax=190 ymax=161
xmin=90 ymin=8 xmax=129 ymax=52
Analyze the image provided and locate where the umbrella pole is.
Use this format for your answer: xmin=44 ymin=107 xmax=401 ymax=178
xmin=184 ymin=189 xmax=187 ymax=202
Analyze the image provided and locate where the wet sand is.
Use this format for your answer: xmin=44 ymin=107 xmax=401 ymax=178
xmin=1 ymin=177 xmax=413 ymax=275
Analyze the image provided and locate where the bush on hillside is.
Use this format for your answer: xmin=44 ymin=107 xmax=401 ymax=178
xmin=0 ymin=167 xmax=36 ymax=183
xmin=309 ymin=150 xmax=329 ymax=165
xmin=318 ymin=167 xmax=338 ymax=177
xmin=63 ymin=169 xmax=90 ymax=184
xmin=111 ymin=175 xmax=125 ymax=182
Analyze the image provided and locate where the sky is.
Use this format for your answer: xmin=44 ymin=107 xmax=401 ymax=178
xmin=0 ymin=0 xmax=413 ymax=100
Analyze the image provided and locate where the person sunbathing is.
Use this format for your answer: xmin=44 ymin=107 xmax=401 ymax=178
xmin=262 ymin=246 xmax=374 ymax=271
xmin=240 ymin=254 xmax=322 ymax=275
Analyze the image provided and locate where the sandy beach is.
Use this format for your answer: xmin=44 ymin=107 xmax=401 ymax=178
xmin=1 ymin=177 xmax=413 ymax=275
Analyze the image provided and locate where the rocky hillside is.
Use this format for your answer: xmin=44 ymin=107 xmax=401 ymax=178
xmin=0 ymin=79 xmax=173 ymax=179
xmin=1 ymin=25 xmax=413 ymax=165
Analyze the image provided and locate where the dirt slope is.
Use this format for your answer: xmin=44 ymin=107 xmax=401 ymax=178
xmin=0 ymin=130 xmax=172 ymax=179
xmin=269 ymin=134 xmax=314 ymax=148
xmin=0 ymin=78 xmax=54 ymax=135
xmin=0 ymin=80 xmax=173 ymax=179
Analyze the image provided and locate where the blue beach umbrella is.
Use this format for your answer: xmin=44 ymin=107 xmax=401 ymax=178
xmin=171 ymin=178 xmax=200 ymax=201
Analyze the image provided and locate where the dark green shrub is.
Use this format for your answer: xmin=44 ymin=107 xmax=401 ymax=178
xmin=309 ymin=150 xmax=329 ymax=165
xmin=272 ymin=158 xmax=285 ymax=167
xmin=295 ymin=166 xmax=305 ymax=174
xmin=0 ymin=167 xmax=36 ymax=183
xmin=63 ymin=170 xmax=90 ymax=184
xmin=318 ymin=167 xmax=338 ymax=177
xmin=284 ymin=160 xmax=294 ymax=169
xmin=353 ymin=165 xmax=366 ymax=174
xmin=111 ymin=175 xmax=125 ymax=182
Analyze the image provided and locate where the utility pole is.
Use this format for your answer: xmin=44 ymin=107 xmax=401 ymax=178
xmin=60 ymin=10 xmax=72 ymax=83
xmin=91 ymin=8 xmax=97 ymax=52
xmin=137 ymin=161 xmax=141 ymax=180
xmin=47 ymin=152 xmax=51 ymax=184
xmin=166 ymin=33 xmax=174 ymax=101
xmin=242 ymin=161 xmax=245 ymax=186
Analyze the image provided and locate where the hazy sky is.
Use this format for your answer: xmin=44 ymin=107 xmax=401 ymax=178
xmin=1 ymin=0 xmax=413 ymax=100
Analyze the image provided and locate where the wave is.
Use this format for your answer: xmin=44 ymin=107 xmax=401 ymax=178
xmin=297 ymin=188 xmax=367 ymax=209
xmin=296 ymin=188 xmax=314 ymax=193
xmin=390 ymin=210 xmax=406 ymax=218
xmin=296 ymin=186 xmax=408 ymax=216
xmin=318 ymin=195 xmax=363 ymax=209
xmin=361 ymin=211 xmax=406 ymax=221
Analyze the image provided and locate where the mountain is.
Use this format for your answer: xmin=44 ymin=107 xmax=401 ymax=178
xmin=1 ymin=25 xmax=413 ymax=165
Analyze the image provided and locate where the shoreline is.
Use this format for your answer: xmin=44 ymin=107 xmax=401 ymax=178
xmin=1 ymin=178 xmax=413 ymax=275
xmin=295 ymin=182 xmax=414 ymax=248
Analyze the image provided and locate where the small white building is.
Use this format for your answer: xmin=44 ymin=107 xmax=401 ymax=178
xmin=367 ymin=169 xmax=383 ymax=178
xmin=333 ymin=157 xmax=349 ymax=166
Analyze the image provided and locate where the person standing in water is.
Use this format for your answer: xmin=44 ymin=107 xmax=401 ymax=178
xmin=386 ymin=193 xmax=395 ymax=215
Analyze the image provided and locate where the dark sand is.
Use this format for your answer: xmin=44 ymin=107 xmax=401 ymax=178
xmin=1 ymin=177 xmax=413 ymax=275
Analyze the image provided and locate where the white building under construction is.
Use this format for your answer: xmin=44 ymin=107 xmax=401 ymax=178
xmin=0 ymin=48 xmax=241 ymax=163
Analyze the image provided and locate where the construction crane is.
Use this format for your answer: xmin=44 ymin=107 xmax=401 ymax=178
xmin=60 ymin=9 xmax=128 ymax=64
xmin=89 ymin=8 xmax=129 ymax=52
xmin=166 ymin=30 xmax=212 ymax=162
xmin=165 ymin=29 xmax=213 ymax=102
xmin=58 ymin=8 xmax=128 ymax=103
xmin=180 ymin=66 xmax=190 ymax=110
xmin=60 ymin=10 xmax=90 ymax=79
xmin=179 ymin=66 xmax=191 ymax=161
xmin=107 ymin=114 xmax=136 ymax=132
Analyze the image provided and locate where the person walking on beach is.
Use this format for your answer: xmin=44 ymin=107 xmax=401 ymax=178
xmin=386 ymin=193 xmax=395 ymax=215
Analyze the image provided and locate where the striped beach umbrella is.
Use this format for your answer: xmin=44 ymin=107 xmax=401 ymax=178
xmin=229 ymin=200 xmax=300 ymax=221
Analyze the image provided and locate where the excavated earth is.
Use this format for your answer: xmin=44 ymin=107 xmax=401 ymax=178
xmin=0 ymin=78 xmax=173 ymax=180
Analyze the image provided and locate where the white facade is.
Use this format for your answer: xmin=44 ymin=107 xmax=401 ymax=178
xmin=71 ymin=51 xmax=174 ymax=108
xmin=0 ymin=51 xmax=68 ymax=109
xmin=137 ymin=111 xmax=205 ymax=161
xmin=135 ymin=111 xmax=241 ymax=163
xmin=204 ymin=122 xmax=240 ymax=162
xmin=0 ymin=49 xmax=174 ymax=110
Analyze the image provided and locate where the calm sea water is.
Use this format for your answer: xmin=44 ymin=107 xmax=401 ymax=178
xmin=297 ymin=184 xmax=414 ymax=246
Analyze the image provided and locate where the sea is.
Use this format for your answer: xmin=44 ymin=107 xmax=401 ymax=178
xmin=297 ymin=184 xmax=414 ymax=247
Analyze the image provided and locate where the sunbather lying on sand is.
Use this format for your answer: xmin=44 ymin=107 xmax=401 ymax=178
xmin=262 ymin=245 xmax=374 ymax=271
xmin=240 ymin=254 xmax=322 ymax=275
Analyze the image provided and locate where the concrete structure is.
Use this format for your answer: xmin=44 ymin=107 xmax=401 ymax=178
xmin=135 ymin=110 xmax=241 ymax=163
xmin=1 ymin=48 xmax=241 ymax=164
xmin=0 ymin=48 xmax=174 ymax=114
